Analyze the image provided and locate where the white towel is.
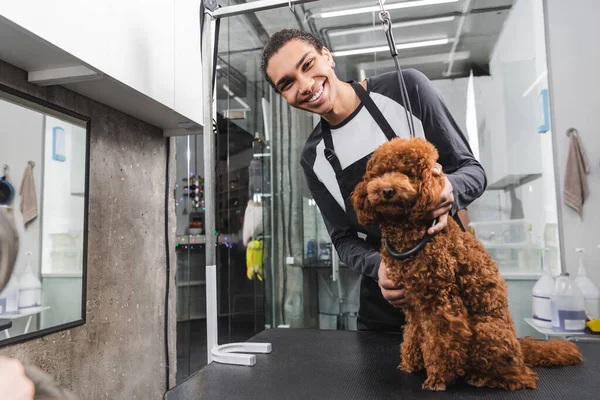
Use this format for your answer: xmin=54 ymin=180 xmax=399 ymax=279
xmin=563 ymin=129 xmax=590 ymax=218
xmin=19 ymin=161 xmax=38 ymax=228
xmin=242 ymin=200 xmax=264 ymax=247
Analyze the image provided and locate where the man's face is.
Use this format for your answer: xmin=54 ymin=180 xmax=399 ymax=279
xmin=266 ymin=39 xmax=337 ymax=115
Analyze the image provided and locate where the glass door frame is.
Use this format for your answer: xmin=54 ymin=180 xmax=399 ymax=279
xmin=200 ymin=0 xmax=318 ymax=366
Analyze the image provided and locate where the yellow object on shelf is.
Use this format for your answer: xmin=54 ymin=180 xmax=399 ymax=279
xmin=586 ymin=318 xmax=600 ymax=332
xmin=246 ymin=239 xmax=265 ymax=281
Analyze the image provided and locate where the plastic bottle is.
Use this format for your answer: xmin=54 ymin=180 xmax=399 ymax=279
xmin=0 ymin=274 xmax=19 ymax=315
xmin=573 ymin=248 xmax=600 ymax=320
xmin=550 ymin=272 xmax=587 ymax=332
xmin=18 ymin=252 xmax=42 ymax=310
xmin=532 ymin=248 xmax=554 ymax=328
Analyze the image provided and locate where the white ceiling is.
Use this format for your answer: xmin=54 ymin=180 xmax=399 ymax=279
xmin=216 ymin=0 xmax=516 ymax=89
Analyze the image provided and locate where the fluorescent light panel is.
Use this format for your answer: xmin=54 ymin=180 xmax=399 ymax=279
xmin=328 ymin=16 xmax=455 ymax=37
xmin=319 ymin=0 xmax=459 ymax=19
xmin=332 ymin=38 xmax=451 ymax=57
xmin=222 ymin=84 xmax=251 ymax=110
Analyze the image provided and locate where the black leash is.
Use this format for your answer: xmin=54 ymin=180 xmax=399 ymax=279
xmin=376 ymin=1 xmax=438 ymax=259
xmin=384 ymin=220 xmax=437 ymax=260
xmin=377 ymin=0 xmax=416 ymax=139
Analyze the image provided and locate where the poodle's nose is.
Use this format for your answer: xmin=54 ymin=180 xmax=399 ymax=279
xmin=382 ymin=188 xmax=395 ymax=199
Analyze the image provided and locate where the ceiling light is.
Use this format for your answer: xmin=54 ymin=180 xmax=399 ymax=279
xmin=332 ymin=38 xmax=451 ymax=57
xmin=318 ymin=0 xmax=459 ymax=19
xmin=223 ymin=85 xmax=250 ymax=110
xmin=328 ymin=16 xmax=455 ymax=37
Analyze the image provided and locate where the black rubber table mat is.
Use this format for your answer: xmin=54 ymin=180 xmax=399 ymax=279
xmin=165 ymin=328 xmax=600 ymax=400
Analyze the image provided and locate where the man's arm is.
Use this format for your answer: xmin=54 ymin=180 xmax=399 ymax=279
xmin=301 ymin=159 xmax=380 ymax=280
xmin=413 ymin=70 xmax=487 ymax=214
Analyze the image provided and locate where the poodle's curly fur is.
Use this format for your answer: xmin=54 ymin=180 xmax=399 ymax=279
xmin=351 ymin=137 xmax=583 ymax=391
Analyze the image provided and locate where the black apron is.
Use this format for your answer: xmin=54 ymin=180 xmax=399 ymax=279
xmin=321 ymin=82 xmax=407 ymax=333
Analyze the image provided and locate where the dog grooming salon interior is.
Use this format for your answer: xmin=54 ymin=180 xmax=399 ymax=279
xmin=1 ymin=0 xmax=600 ymax=398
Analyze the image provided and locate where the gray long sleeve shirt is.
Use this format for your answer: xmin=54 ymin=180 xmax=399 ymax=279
xmin=300 ymin=69 xmax=487 ymax=281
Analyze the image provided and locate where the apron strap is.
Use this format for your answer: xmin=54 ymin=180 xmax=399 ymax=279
xmin=321 ymin=81 xmax=399 ymax=175
xmin=350 ymin=82 xmax=397 ymax=141
xmin=321 ymin=119 xmax=343 ymax=175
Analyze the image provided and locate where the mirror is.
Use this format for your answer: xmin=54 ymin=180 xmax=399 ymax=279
xmin=0 ymin=84 xmax=88 ymax=346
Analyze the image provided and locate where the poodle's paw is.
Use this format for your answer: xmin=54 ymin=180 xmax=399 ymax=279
xmin=398 ymin=359 xmax=424 ymax=373
xmin=496 ymin=376 xmax=537 ymax=391
xmin=466 ymin=375 xmax=487 ymax=388
xmin=486 ymin=367 xmax=538 ymax=391
xmin=422 ymin=376 xmax=447 ymax=391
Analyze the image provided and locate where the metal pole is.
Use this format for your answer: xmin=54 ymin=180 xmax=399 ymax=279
xmin=202 ymin=11 xmax=218 ymax=364
xmin=212 ymin=0 xmax=317 ymax=18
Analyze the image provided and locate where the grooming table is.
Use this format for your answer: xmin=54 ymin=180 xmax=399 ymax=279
xmin=165 ymin=328 xmax=600 ymax=400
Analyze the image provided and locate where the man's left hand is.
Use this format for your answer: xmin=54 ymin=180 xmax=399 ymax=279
xmin=427 ymin=163 xmax=453 ymax=235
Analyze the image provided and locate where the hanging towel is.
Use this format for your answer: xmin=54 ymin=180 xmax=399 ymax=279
xmin=242 ymin=199 xmax=264 ymax=247
xmin=19 ymin=161 xmax=38 ymax=228
xmin=563 ymin=129 xmax=590 ymax=218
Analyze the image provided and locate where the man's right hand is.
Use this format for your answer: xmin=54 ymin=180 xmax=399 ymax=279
xmin=378 ymin=260 xmax=408 ymax=308
xmin=0 ymin=357 xmax=34 ymax=400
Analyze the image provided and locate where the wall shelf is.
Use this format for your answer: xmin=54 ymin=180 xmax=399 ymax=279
xmin=177 ymin=280 xmax=206 ymax=287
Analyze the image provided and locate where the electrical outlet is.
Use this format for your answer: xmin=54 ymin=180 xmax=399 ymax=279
xmin=286 ymin=256 xmax=294 ymax=265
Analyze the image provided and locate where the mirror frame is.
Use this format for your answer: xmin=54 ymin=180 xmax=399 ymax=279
xmin=0 ymin=83 xmax=90 ymax=348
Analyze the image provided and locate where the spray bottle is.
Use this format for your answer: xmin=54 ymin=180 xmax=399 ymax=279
xmin=18 ymin=252 xmax=42 ymax=310
xmin=532 ymin=244 xmax=554 ymax=328
xmin=0 ymin=274 xmax=19 ymax=315
xmin=551 ymin=270 xmax=586 ymax=332
xmin=574 ymin=248 xmax=600 ymax=320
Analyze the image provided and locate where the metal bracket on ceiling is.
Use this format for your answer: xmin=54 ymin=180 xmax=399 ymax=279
xmin=289 ymin=0 xmax=294 ymax=13
xmin=203 ymin=0 xmax=219 ymax=12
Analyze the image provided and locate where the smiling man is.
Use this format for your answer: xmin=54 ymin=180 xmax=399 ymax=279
xmin=261 ymin=29 xmax=486 ymax=333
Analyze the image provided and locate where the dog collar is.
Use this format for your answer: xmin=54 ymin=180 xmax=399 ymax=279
xmin=384 ymin=219 xmax=437 ymax=260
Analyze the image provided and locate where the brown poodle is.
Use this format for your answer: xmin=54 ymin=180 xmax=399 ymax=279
xmin=351 ymin=137 xmax=583 ymax=391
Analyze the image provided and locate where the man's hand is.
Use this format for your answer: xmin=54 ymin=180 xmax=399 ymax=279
xmin=378 ymin=259 xmax=408 ymax=308
xmin=0 ymin=357 xmax=34 ymax=400
xmin=427 ymin=163 xmax=454 ymax=235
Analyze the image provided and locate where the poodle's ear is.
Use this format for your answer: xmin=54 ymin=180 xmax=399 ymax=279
xmin=413 ymin=167 xmax=443 ymax=220
xmin=351 ymin=179 xmax=377 ymax=226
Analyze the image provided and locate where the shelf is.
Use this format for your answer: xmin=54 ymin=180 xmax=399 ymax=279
xmin=482 ymin=242 xmax=541 ymax=250
xmin=501 ymin=272 xmax=542 ymax=280
xmin=218 ymin=310 xmax=262 ymax=317
xmin=176 ymin=235 xmax=206 ymax=245
xmin=177 ymin=280 xmax=206 ymax=287
xmin=42 ymin=272 xmax=83 ymax=278
xmin=0 ymin=306 xmax=51 ymax=320
xmin=219 ymin=207 xmax=243 ymax=213
xmin=524 ymin=318 xmax=591 ymax=337
xmin=487 ymin=173 xmax=543 ymax=191
xmin=177 ymin=313 xmax=206 ymax=322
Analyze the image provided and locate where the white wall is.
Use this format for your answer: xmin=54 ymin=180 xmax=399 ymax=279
xmin=470 ymin=0 xmax=558 ymax=247
xmin=0 ymin=0 xmax=203 ymax=125
xmin=0 ymin=97 xmax=44 ymax=279
xmin=41 ymin=116 xmax=86 ymax=274
xmin=432 ymin=78 xmax=469 ymax=135
xmin=544 ymin=0 xmax=600 ymax=284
